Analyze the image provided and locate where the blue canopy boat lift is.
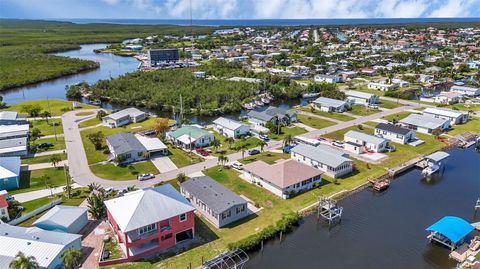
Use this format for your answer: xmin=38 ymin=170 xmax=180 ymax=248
xmin=426 ymin=216 xmax=474 ymax=250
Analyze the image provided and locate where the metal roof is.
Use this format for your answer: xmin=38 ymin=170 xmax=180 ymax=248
xmin=134 ymin=134 xmax=167 ymax=152
xmin=213 ymin=117 xmax=246 ymax=131
xmin=425 ymin=151 xmax=450 ymax=162
xmin=426 ymin=216 xmax=473 ymax=244
xmin=313 ymin=97 xmax=347 ymax=108
xmin=168 ymin=125 xmax=211 ymax=140
xmin=423 ymin=107 xmax=467 ymax=119
xmin=0 ymin=124 xmax=29 ymax=138
xmin=344 ymin=130 xmax=388 ymax=145
xmin=180 ymin=176 xmax=247 ymax=214
xmin=345 ymin=90 xmax=376 ymax=99
xmin=0 ymin=222 xmax=81 ymax=268
xmin=375 ymin=123 xmax=412 ymax=135
xmin=104 ymin=184 xmax=195 ymax=232
xmin=0 ymin=112 xmax=18 ymax=120
xmin=106 ymin=132 xmax=146 ymax=155
xmin=399 ymin=114 xmax=449 ymax=129
xmin=104 ymin=107 xmax=145 ymax=121
xmin=247 ymin=106 xmax=294 ymax=122
xmin=291 ymin=144 xmax=352 ymax=168
xmin=0 ymin=157 xmax=20 ymax=179
xmin=33 ymin=205 xmax=87 ymax=230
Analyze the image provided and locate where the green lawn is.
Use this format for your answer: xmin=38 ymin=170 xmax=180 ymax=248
xmin=351 ymin=86 xmax=385 ymax=96
xmin=32 ymin=137 xmax=66 ymax=153
xmin=239 ymin=151 xmax=290 ymax=165
xmin=167 ymin=145 xmax=203 ymax=168
xmin=210 ymin=131 xmax=264 ymax=156
xmin=379 ymin=99 xmax=402 ymax=109
xmin=269 ymin=126 xmax=307 ymax=141
xmin=80 ymin=117 xmax=163 ymax=164
xmin=446 ymin=118 xmax=480 ymax=136
xmin=78 ymin=117 xmax=102 ymax=128
xmin=90 ymin=161 xmax=159 ymax=181
xmin=349 ymin=105 xmax=380 ymax=116
xmin=1 ymin=99 xmax=97 ymax=116
xmin=11 ymin=168 xmax=67 ymax=195
xmin=323 ymin=125 xmax=373 ymax=141
xmin=381 ymin=111 xmax=414 ymax=122
xmin=300 ymin=107 xmax=355 ymax=121
xmin=297 ymin=114 xmax=336 ymax=129
xmin=22 ymin=153 xmax=67 ymax=165
xmin=75 ymin=111 xmax=95 ymax=116
xmin=445 ymin=103 xmax=480 ymax=112
xmin=30 ymin=119 xmax=64 ymax=136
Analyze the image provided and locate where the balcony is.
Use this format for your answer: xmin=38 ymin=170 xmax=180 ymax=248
xmin=160 ymin=225 xmax=171 ymax=232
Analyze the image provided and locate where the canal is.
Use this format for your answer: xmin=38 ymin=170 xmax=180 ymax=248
xmin=246 ymin=147 xmax=480 ymax=269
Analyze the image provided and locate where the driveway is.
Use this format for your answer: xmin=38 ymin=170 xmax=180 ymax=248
xmin=150 ymin=156 xmax=178 ymax=173
xmin=14 ymin=183 xmax=82 ymax=203
xmin=21 ymin=160 xmax=68 ymax=171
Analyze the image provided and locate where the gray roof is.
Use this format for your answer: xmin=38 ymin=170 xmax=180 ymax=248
xmin=399 ymin=114 xmax=449 ymax=129
xmin=291 ymin=144 xmax=352 ymax=168
xmin=345 ymin=90 xmax=376 ymax=99
xmin=375 ymin=123 xmax=412 ymax=135
xmin=313 ymin=97 xmax=347 ymax=108
xmin=104 ymin=107 xmax=145 ymax=121
xmin=247 ymin=106 xmax=294 ymax=122
xmin=106 ymin=133 xmax=146 ymax=155
xmin=0 ymin=112 xmax=18 ymax=120
xmin=181 ymin=176 xmax=247 ymax=214
xmin=425 ymin=151 xmax=450 ymax=162
xmin=344 ymin=130 xmax=388 ymax=145
xmin=33 ymin=205 xmax=87 ymax=229
xmin=213 ymin=117 xmax=246 ymax=131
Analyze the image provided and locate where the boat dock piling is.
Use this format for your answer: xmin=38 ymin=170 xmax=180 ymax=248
xmin=317 ymin=197 xmax=343 ymax=225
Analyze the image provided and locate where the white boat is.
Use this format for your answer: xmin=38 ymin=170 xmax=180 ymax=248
xmin=255 ymin=100 xmax=264 ymax=106
xmin=242 ymin=103 xmax=253 ymax=110
xmin=261 ymin=97 xmax=270 ymax=104
xmin=302 ymin=92 xmax=321 ymax=98
xmin=422 ymin=164 xmax=440 ymax=177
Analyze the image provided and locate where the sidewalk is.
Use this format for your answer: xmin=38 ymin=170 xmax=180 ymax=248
xmin=21 ymin=160 xmax=69 ymax=171
xmin=14 ymin=183 xmax=83 ymax=203
xmin=29 ymin=149 xmax=65 ymax=157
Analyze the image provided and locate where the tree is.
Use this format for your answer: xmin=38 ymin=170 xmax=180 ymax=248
xmin=96 ymin=110 xmax=107 ymax=120
xmin=87 ymin=131 xmax=104 ymax=150
xmin=9 ymin=252 xmax=39 ymax=269
xmin=22 ymin=104 xmax=42 ymax=117
xmin=29 ymin=128 xmax=41 ymax=140
xmin=218 ymin=155 xmax=229 ymax=166
xmin=240 ymin=145 xmax=247 ymax=159
xmin=259 ymin=140 xmax=267 ymax=152
xmin=210 ymin=139 xmax=221 ymax=152
xmin=283 ymin=134 xmax=293 ymax=147
xmin=41 ymin=175 xmax=51 ymax=191
xmin=225 ymin=137 xmax=234 ymax=149
xmin=87 ymin=182 xmax=102 ymax=193
xmin=87 ymin=192 xmax=106 ymax=220
xmin=154 ymin=118 xmax=171 ymax=137
xmin=176 ymin=173 xmax=187 ymax=183
xmin=60 ymin=249 xmax=83 ymax=269
xmin=40 ymin=111 xmax=51 ymax=123
xmin=50 ymin=154 xmax=61 ymax=168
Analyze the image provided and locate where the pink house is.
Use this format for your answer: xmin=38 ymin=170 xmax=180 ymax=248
xmin=105 ymin=184 xmax=195 ymax=262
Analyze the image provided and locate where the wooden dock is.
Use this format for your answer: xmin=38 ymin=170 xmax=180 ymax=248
xmin=388 ymin=156 xmax=425 ymax=176
xmin=368 ymin=177 xmax=390 ymax=192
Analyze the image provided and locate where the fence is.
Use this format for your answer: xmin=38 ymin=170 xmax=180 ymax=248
xmin=8 ymin=198 xmax=63 ymax=226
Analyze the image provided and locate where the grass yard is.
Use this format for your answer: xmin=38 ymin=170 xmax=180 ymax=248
xmin=210 ymin=131 xmax=264 ymax=156
xmin=239 ymin=151 xmax=291 ymax=164
xmin=1 ymin=99 xmax=97 ymax=116
xmin=269 ymin=126 xmax=307 ymax=141
xmin=300 ymin=107 xmax=355 ymax=121
xmin=89 ymin=161 xmax=159 ymax=181
xmin=444 ymin=103 xmax=480 ymax=112
xmin=32 ymin=136 xmax=66 ymax=153
xmin=75 ymin=111 xmax=95 ymax=116
xmin=80 ymin=117 xmax=164 ymax=164
xmin=446 ymin=118 xmax=480 ymax=136
xmin=323 ymin=125 xmax=373 ymax=141
xmin=78 ymin=117 xmax=102 ymax=128
xmin=349 ymin=105 xmax=380 ymax=116
xmin=30 ymin=119 xmax=64 ymax=136
xmin=21 ymin=153 xmax=67 ymax=165
xmin=379 ymin=99 xmax=402 ymax=109
xmin=351 ymin=86 xmax=386 ymax=96
xmin=381 ymin=111 xmax=415 ymax=122
xmin=167 ymin=145 xmax=203 ymax=168
xmin=11 ymin=167 xmax=67 ymax=195
xmin=363 ymin=121 xmax=381 ymax=127
xmin=297 ymin=114 xmax=336 ymax=129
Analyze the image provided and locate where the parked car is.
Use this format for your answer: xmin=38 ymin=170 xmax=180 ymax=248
xmin=143 ymin=130 xmax=156 ymax=136
xmin=5 ymin=196 xmax=15 ymax=203
xmin=332 ymin=141 xmax=345 ymax=148
xmin=138 ymin=173 xmax=154 ymax=181
xmin=283 ymin=144 xmax=295 ymax=153
xmin=248 ymin=149 xmax=260 ymax=155
xmin=104 ymin=187 xmax=114 ymax=194
xmin=196 ymin=148 xmax=209 ymax=156
xmin=230 ymin=162 xmax=243 ymax=170
xmin=259 ymin=134 xmax=270 ymax=141
xmin=38 ymin=142 xmax=53 ymax=148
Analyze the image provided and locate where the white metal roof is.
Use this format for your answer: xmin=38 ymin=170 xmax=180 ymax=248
xmin=134 ymin=134 xmax=167 ymax=152
xmin=345 ymin=90 xmax=375 ymax=99
xmin=104 ymin=184 xmax=195 ymax=232
xmin=33 ymin=205 xmax=87 ymax=230
xmin=213 ymin=117 xmax=246 ymax=131
xmin=423 ymin=107 xmax=466 ymax=119
xmin=344 ymin=130 xmax=387 ymax=145
xmin=400 ymin=114 xmax=450 ymax=129
xmin=0 ymin=112 xmax=18 ymax=120
xmin=104 ymin=107 xmax=145 ymax=121
xmin=313 ymin=97 xmax=347 ymax=108
xmin=0 ymin=124 xmax=29 ymax=138
xmin=0 ymin=157 xmax=20 ymax=179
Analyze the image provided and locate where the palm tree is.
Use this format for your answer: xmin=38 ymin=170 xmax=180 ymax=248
xmin=241 ymin=145 xmax=247 ymax=159
xmin=49 ymin=154 xmax=61 ymax=168
xmin=87 ymin=192 xmax=106 ymax=220
xmin=225 ymin=137 xmax=234 ymax=149
xmin=40 ymin=111 xmax=51 ymax=123
xmin=176 ymin=173 xmax=187 ymax=183
xmin=87 ymin=183 xmax=102 ymax=193
xmin=9 ymin=252 xmax=39 ymax=269
xmin=283 ymin=134 xmax=293 ymax=147
xmin=210 ymin=139 xmax=221 ymax=153
xmin=60 ymin=249 xmax=83 ymax=269
xmin=259 ymin=140 xmax=267 ymax=152
xmin=217 ymin=155 xmax=229 ymax=166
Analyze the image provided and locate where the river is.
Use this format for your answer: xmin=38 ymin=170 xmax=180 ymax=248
xmin=246 ymin=147 xmax=480 ymax=269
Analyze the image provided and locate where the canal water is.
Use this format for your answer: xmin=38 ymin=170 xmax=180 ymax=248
xmin=1 ymin=44 xmax=139 ymax=105
xmin=246 ymin=147 xmax=480 ymax=269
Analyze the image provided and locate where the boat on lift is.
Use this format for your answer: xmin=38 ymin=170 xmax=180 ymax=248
xmin=421 ymin=151 xmax=450 ymax=178
xmin=255 ymin=100 xmax=264 ymax=106
xmin=302 ymin=92 xmax=321 ymax=98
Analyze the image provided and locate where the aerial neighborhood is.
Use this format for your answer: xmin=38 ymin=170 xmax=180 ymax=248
xmin=0 ymin=19 xmax=480 ymax=269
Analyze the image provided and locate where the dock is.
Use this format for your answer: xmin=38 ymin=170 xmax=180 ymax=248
xmin=388 ymin=156 xmax=425 ymax=176
xmin=317 ymin=197 xmax=343 ymax=225
xmin=368 ymin=176 xmax=390 ymax=192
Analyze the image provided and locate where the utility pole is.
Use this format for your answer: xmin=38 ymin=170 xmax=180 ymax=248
xmin=63 ymin=165 xmax=71 ymax=198
xmin=47 ymin=97 xmax=57 ymax=141
xmin=179 ymin=95 xmax=184 ymax=126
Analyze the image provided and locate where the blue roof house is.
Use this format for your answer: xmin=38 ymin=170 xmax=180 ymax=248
xmin=33 ymin=205 xmax=88 ymax=234
xmin=426 ymin=216 xmax=474 ymax=250
xmin=0 ymin=157 xmax=21 ymax=190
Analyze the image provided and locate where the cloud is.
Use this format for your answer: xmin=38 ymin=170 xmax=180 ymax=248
xmin=428 ymin=0 xmax=477 ymax=17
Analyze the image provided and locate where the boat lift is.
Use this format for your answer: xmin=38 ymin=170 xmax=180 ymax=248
xmin=317 ymin=197 xmax=343 ymax=225
xmin=421 ymin=151 xmax=450 ymax=178
xmin=203 ymin=249 xmax=249 ymax=269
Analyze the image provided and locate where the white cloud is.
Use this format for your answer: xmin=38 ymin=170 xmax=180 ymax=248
xmin=428 ymin=0 xmax=476 ymax=17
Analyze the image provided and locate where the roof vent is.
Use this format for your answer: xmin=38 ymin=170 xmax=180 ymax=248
xmin=27 ymin=242 xmax=31 ymax=245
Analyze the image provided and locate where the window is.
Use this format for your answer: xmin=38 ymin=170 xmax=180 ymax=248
xmin=137 ymin=223 xmax=156 ymax=235
xmin=179 ymin=213 xmax=187 ymax=222
xmin=0 ymin=209 xmax=5 ymax=215
xmin=138 ymin=152 xmax=143 ymax=157
xmin=125 ymin=153 xmax=131 ymax=159
xmin=161 ymin=233 xmax=172 ymax=241
xmin=226 ymin=210 xmax=231 ymax=217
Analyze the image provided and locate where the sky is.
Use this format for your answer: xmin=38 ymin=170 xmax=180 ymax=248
xmin=1 ymin=0 xmax=479 ymax=19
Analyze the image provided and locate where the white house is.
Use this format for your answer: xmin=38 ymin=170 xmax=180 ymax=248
xmin=368 ymin=82 xmax=398 ymax=91
xmin=345 ymin=90 xmax=380 ymax=106
xmin=314 ymin=74 xmax=342 ymax=84
xmin=212 ymin=117 xmax=250 ymax=138
xmin=451 ymin=85 xmax=480 ymax=97
xmin=399 ymin=114 xmax=450 ymax=135
xmin=291 ymin=144 xmax=353 ymax=178
xmin=0 ymin=124 xmax=29 ymax=157
xmin=312 ymin=97 xmax=349 ymax=112
xmin=374 ymin=123 xmax=416 ymax=144
xmin=242 ymin=159 xmax=323 ymax=199
xmin=422 ymin=107 xmax=469 ymax=125
xmin=433 ymin=91 xmax=463 ymax=104
xmin=344 ymin=130 xmax=390 ymax=154
xmin=102 ymin=107 xmax=147 ymax=128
